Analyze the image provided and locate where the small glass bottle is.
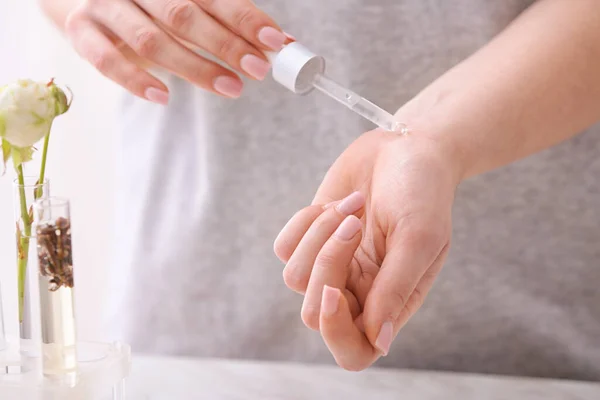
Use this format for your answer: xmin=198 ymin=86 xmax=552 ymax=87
xmin=33 ymin=197 xmax=77 ymax=382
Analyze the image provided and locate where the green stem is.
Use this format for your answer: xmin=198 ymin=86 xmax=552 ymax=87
xmin=17 ymin=132 xmax=51 ymax=322
xmin=16 ymin=165 xmax=31 ymax=323
xmin=17 ymin=239 xmax=29 ymax=323
xmin=35 ymin=130 xmax=51 ymax=199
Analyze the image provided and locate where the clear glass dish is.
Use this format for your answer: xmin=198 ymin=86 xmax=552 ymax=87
xmin=0 ymin=338 xmax=130 ymax=400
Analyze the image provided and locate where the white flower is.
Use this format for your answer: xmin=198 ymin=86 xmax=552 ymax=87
xmin=0 ymin=79 xmax=69 ymax=148
xmin=0 ymin=79 xmax=69 ymax=169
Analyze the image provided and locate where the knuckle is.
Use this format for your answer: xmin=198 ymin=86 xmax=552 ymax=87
xmin=311 ymin=215 xmax=333 ymax=233
xmin=89 ymin=50 xmax=114 ymax=72
xmin=231 ymin=6 xmax=256 ymax=28
xmin=194 ymin=0 xmax=215 ymax=9
xmin=164 ymin=1 xmax=194 ymax=31
xmin=82 ymin=0 xmax=105 ymax=14
xmin=406 ymin=286 xmax=425 ymax=317
xmin=133 ymin=29 xmax=161 ymax=58
xmin=406 ymin=288 xmax=425 ymax=315
xmin=64 ymin=9 xmax=85 ymax=35
xmin=214 ymin=35 xmax=242 ymax=61
xmin=388 ymin=288 xmax=408 ymax=310
xmin=314 ymin=251 xmax=338 ymax=269
xmin=188 ymin=62 xmax=221 ymax=86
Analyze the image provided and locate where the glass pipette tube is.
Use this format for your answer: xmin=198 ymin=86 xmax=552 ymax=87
xmin=312 ymin=74 xmax=407 ymax=133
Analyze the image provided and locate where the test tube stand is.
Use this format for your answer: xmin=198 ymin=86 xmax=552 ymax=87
xmin=0 ymin=337 xmax=131 ymax=400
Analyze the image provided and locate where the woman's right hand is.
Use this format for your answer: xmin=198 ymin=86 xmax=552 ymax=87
xmin=65 ymin=0 xmax=288 ymax=103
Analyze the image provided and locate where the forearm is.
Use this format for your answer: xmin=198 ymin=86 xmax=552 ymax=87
xmin=39 ymin=0 xmax=81 ymax=31
xmin=397 ymin=0 xmax=600 ymax=179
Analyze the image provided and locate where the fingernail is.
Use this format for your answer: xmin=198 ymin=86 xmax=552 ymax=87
xmin=321 ymin=285 xmax=340 ymax=317
xmin=145 ymin=87 xmax=169 ymax=105
xmin=284 ymin=31 xmax=297 ymax=42
xmin=213 ymin=76 xmax=243 ymax=98
xmin=375 ymin=320 xmax=394 ymax=356
xmin=335 ymin=192 xmax=365 ymax=216
xmin=258 ymin=26 xmax=286 ymax=50
xmin=240 ymin=54 xmax=271 ymax=80
xmin=334 ymin=216 xmax=361 ymax=240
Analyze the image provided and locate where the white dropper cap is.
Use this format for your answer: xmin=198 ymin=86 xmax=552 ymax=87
xmin=265 ymin=42 xmax=325 ymax=95
xmin=265 ymin=42 xmax=406 ymax=133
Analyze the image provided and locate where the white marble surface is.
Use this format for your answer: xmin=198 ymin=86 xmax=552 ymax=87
xmin=125 ymin=356 xmax=600 ymax=400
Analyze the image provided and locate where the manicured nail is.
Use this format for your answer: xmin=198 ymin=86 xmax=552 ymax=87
xmin=258 ymin=26 xmax=286 ymax=50
xmin=240 ymin=54 xmax=271 ymax=80
xmin=321 ymin=285 xmax=340 ymax=317
xmin=145 ymin=87 xmax=169 ymax=105
xmin=213 ymin=76 xmax=243 ymax=98
xmin=375 ymin=320 xmax=394 ymax=356
xmin=335 ymin=192 xmax=364 ymax=216
xmin=334 ymin=215 xmax=361 ymax=240
xmin=284 ymin=31 xmax=297 ymax=42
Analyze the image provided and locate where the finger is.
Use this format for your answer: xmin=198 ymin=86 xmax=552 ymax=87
xmin=354 ymin=313 xmax=365 ymax=333
xmin=301 ymin=215 xmax=362 ymax=330
xmin=320 ymin=286 xmax=379 ymax=371
xmin=192 ymin=0 xmax=286 ymax=51
xmin=65 ymin=12 xmax=169 ymax=103
xmin=344 ymin=289 xmax=361 ymax=320
xmin=135 ymin=0 xmax=271 ymax=80
xmin=363 ymin=225 xmax=449 ymax=356
xmin=274 ymin=201 xmax=343 ymax=263
xmin=274 ymin=205 xmax=325 ymax=263
xmin=87 ymin=0 xmax=243 ymax=98
xmin=282 ymin=192 xmax=365 ymax=294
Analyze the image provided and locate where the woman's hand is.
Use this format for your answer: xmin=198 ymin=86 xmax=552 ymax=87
xmin=65 ymin=0 xmax=287 ymax=103
xmin=274 ymin=129 xmax=462 ymax=370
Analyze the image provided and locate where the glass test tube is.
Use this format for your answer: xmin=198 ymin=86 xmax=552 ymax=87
xmin=33 ymin=197 xmax=78 ymax=382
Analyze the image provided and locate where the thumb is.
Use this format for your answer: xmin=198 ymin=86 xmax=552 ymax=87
xmin=319 ymin=286 xmax=378 ymax=370
xmin=362 ymin=228 xmax=448 ymax=356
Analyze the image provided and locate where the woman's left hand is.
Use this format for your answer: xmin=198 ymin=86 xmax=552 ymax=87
xmin=274 ymin=128 xmax=461 ymax=370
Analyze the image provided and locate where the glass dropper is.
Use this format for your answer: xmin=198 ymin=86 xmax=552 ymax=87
xmin=267 ymin=42 xmax=407 ymax=133
xmin=312 ymin=74 xmax=406 ymax=132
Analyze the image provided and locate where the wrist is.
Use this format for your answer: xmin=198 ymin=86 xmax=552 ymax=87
xmin=394 ymin=103 xmax=472 ymax=184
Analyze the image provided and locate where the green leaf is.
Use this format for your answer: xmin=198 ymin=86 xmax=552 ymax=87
xmin=2 ymin=140 xmax=9 ymax=160
xmin=15 ymin=221 xmax=23 ymax=260
xmin=1 ymin=139 xmax=10 ymax=175
xmin=49 ymin=84 xmax=71 ymax=116
xmin=0 ymin=114 xmax=5 ymax=137
xmin=11 ymin=145 xmax=33 ymax=170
